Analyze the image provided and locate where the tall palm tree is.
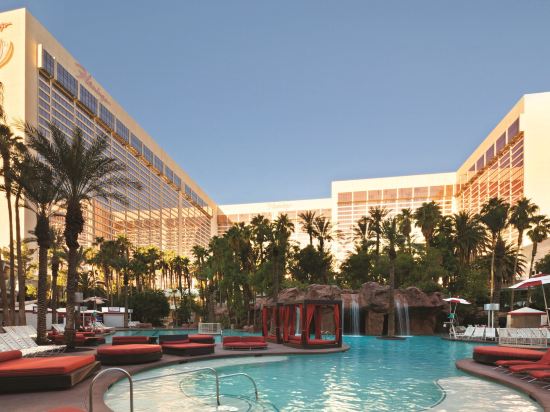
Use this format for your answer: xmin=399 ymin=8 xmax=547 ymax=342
xmin=452 ymin=211 xmax=486 ymax=268
xmin=382 ymin=217 xmax=400 ymax=337
xmin=24 ymin=123 xmax=140 ymax=348
xmin=354 ymin=216 xmax=372 ymax=250
xmin=509 ymin=197 xmax=539 ymax=277
xmin=16 ymin=157 xmax=60 ymax=343
xmin=369 ymin=206 xmax=388 ymax=259
xmin=397 ymin=208 xmax=413 ymax=254
xmin=479 ymin=197 xmax=510 ymax=303
xmin=527 ymin=215 xmax=550 ymax=277
xmin=413 ymin=201 xmax=442 ymax=250
xmin=0 ymin=122 xmax=25 ymax=325
xmin=313 ymin=216 xmax=332 ymax=254
xmin=271 ymin=214 xmax=294 ymax=300
xmin=298 ymin=211 xmax=317 ymax=246
xmin=49 ymin=228 xmax=65 ymax=324
xmin=250 ymin=214 xmax=270 ymax=264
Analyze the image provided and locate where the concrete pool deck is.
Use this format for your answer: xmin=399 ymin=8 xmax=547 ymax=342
xmin=456 ymin=359 xmax=550 ymax=411
xmin=0 ymin=342 xmax=349 ymax=412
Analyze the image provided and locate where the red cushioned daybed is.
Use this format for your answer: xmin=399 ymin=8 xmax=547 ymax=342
xmin=48 ymin=332 xmax=105 ymax=346
xmin=158 ymin=334 xmax=215 ymax=356
xmin=0 ymin=350 xmax=100 ymax=393
xmin=223 ymin=336 xmax=267 ymax=350
xmin=96 ymin=344 xmax=163 ymax=365
xmin=473 ymin=345 xmax=545 ymax=365
xmin=112 ymin=335 xmax=156 ymax=345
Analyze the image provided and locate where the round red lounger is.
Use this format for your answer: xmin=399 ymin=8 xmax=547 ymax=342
xmin=473 ymin=346 xmax=545 ymax=365
xmin=188 ymin=334 xmax=215 ymax=344
xmin=96 ymin=344 xmax=162 ymax=365
xmin=223 ymin=336 xmax=268 ymax=350
xmin=112 ymin=335 xmax=156 ymax=345
xmin=0 ymin=350 xmax=100 ymax=393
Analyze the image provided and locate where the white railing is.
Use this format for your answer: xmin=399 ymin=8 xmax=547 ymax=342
xmin=198 ymin=322 xmax=223 ymax=335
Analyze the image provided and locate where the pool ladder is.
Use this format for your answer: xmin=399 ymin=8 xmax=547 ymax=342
xmin=88 ymin=367 xmax=259 ymax=411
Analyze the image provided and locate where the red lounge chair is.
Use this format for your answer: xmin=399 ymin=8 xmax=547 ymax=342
xmin=96 ymin=344 xmax=162 ymax=365
xmin=473 ymin=346 xmax=545 ymax=365
xmin=0 ymin=350 xmax=100 ymax=393
xmin=223 ymin=336 xmax=267 ymax=350
xmin=496 ymin=349 xmax=550 ymax=369
xmin=112 ymin=335 xmax=156 ymax=345
xmin=158 ymin=334 xmax=215 ymax=356
xmin=528 ymin=370 xmax=550 ymax=382
xmin=48 ymin=332 xmax=105 ymax=346
xmin=188 ymin=334 xmax=215 ymax=344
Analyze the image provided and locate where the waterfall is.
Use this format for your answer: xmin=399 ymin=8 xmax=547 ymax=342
xmin=350 ymin=294 xmax=360 ymax=335
xmin=295 ymin=307 xmax=301 ymax=335
xmin=395 ymin=297 xmax=411 ymax=336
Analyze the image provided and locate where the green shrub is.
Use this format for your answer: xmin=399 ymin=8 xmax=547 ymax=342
xmin=129 ymin=289 xmax=169 ymax=326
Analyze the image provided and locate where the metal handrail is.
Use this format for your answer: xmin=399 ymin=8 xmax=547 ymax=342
xmin=89 ymin=367 xmax=133 ymax=412
xmin=220 ymin=372 xmax=259 ymax=401
xmin=134 ymin=367 xmax=220 ymax=405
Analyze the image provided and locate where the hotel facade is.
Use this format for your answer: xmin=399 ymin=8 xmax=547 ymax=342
xmin=218 ymin=92 xmax=550 ymax=263
xmin=1 ymin=8 xmax=550 ymax=268
xmin=0 ymin=8 xmax=215 ymax=257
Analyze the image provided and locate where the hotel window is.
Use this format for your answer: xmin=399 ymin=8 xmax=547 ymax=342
xmin=153 ymin=156 xmax=163 ymax=173
xmin=116 ymin=119 xmax=129 ymax=142
xmin=338 ymin=192 xmax=352 ymax=204
xmin=495 ymin=133 xmax=506 ymax=153
xmin=143 ymin=145 xmax=153 ymax=163
xmin=476 ymin=155 xmax=485 ymax=171
xmin=485 ymin=146 xmax=495 ymax=164
xmin=130 ymin=134 xmax=143 ymax=154
xmin=99 ymin=104 xmax=115 ymax=130
xmin=353 ymin=191 xmax=367 ymax=202
xmin=165 ymin=166 xmax=174 ymax=182
xmin=56 ymin=64 xmax=78 ymax=97
xmin=383 ymin=189 xmax=397 ymax=201
xmin=398 ymin=188 xmax=412 ymax=199
xmin=79 ymin=85 xmax=97 ymax=114
xmin=508 ymin=119 xmax=519 ymax=140
xmin=413 ymin=187 xmax=428 ymax=198
xmin=173 ymin=175 xmax=182 ymax=188
xmin=42 ymin=49 xmax=55 ymax=77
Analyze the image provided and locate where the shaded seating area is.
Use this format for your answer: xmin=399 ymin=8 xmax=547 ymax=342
xmin=96 ymin=344 xmax=163 ymax=365
xmin=263 ymin=299 xmax=342 ymax=349
xmin=0 ymin=350 xmax=99 ymax=393
xmin=262 ymin=303 xmax=283 ymax=343
xmin=158 ymin=334 xmax=215 ymax=356
xmin=223 ymin=336 xmax=267 ymax=350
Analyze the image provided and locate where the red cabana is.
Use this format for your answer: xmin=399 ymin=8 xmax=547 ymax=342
xmin=261 ymin=303 xmax=283 ymax=343
xmin=280 ymin=299 xmax=342 ymax=349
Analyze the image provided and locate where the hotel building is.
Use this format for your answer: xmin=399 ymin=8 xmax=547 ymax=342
xmin=2 ymin=8 xmax=550 ymax=268
xmin=0 ymin=8 xmax=215 ymax=257
xmin=218 ymin=92 xmax=550 ymax=263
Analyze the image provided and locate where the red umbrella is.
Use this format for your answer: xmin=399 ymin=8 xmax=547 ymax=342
xmin=509 ymin=274 xmax=550 ymax=323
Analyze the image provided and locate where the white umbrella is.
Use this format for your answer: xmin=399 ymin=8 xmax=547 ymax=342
xmin=443 ymin=297 xmax=471 ymax=305
xmin=509 ymin=274 xmax=550 ymax=322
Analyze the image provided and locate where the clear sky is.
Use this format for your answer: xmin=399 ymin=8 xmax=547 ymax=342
xmin=3 ymin=1 xmax=550 ymax=205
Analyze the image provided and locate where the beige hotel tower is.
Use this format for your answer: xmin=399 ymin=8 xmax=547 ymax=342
xmin=2 ymin=8 xmax=550 ymax=268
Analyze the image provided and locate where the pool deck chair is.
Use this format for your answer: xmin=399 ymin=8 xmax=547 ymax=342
xmin=455 ymin=325 xmax=474 ymax=340
xmin=485 ymin=328 xmax=497 ymax=341
xmin=0 ymin=333 xmax=65 ymax=357
xmin=471 ymin=327 xmax=486 ymax=341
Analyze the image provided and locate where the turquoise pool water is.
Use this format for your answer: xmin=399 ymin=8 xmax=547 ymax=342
xmin=105 ymin=336 xmax=538 ymax=411
xmin=107 ymin=328 xmax=255 ymax=343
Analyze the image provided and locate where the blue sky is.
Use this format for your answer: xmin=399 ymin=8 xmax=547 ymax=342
xmin=3 ymin=1 xmax=550 ymax=204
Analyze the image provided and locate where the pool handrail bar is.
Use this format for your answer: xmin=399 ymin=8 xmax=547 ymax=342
xmin=89 ymin=367 xmax=134 ymax=412
xmin=134 ymin=367 xmax=221 ymax=405
xmin=219 ymin=372 xmax=259 ymax=401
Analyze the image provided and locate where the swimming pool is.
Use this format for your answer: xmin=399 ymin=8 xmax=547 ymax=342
xmin=106 ymin=328 xmax=256 ymax=344
xmin=104 ymin=336 xmax=540 ymax=411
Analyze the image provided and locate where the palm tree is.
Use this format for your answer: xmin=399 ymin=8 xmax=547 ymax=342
xmin=527 ymin=215 xmax=550 ymax=277
xmin=369 ymin=206 xmax=388 ymax=259
xmin=49 ymin=228 xmax=65 ymax=324
xmin=509 ymin=197 xmax=539 ymax=277
xmin=0 ymin=122 xmax=25 ymax=325
xmin=16 ymin=157 xmax=60 ymax=343
xmin=298 ymin=211 xmax=317 ymax=246
xmin=397 ymin=208 xmax=413 ymax=254
xmin=271 ymin=214 xmax=294 ymax=300
xmin=354 ymin=216 xmax=372 ymax=250
xmin=24 ymin=123 xmax=140 ymax=348
xmin=250 ymin=214 xmax=270 ymax=264
xmin=452 ymin=211 xmax=486 ymax=268
xmin=382 ymin=217 xmax=400 ymax=337
xmin=313 ymin=216 xmax=332 ymax=254
xmin=413 ymin=201 xmax=442 ymax=250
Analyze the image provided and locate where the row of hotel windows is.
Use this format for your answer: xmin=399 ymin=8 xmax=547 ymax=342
xmin=37 ymin=69 xmax=212 ymax=254
xmin=337 ymin=184 xmax=454 ymax=205
xmin=40 ymin=47 xmax=208 ymax=212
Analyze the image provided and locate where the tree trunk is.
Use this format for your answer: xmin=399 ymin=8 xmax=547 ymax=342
xmin=387 ymin=260 xmax=396 ymax=337
xmin=15 ymin=190 xmax=26 ymax=325
xmin=123 ymin=273 xmax=129 ymax=328
xmin=6 ymin=185 xmax=14 ymax=325
xmin=529 ymin=242 xmax=538 ymax=278
xmin=489 ymin=237 xmax=497 ymax=303
xmin=0 ymin=259 xmax=9 ymax=325
xmin=51 ymin=258 xmax=59 ymax=324
xmin=36 ymin=226 xmax=50 ymax=344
